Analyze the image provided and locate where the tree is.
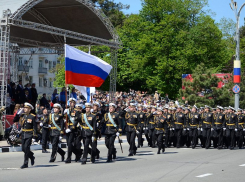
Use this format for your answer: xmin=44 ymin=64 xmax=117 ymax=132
xmin=179 ymin=63 xmax=231 ymax=107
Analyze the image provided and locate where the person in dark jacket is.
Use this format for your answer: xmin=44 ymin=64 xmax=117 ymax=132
xmin=40 ymin=93 xmax=49 ymax=109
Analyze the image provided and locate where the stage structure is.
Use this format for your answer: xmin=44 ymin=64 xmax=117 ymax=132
xmin=0 ymin=0 xmax=121 ymax=115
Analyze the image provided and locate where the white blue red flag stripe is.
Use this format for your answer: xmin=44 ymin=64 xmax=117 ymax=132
xmin=234 ymin=60 xmax=241 ymax=83
xmin=65 ymin=44 xmax=112 ymax=87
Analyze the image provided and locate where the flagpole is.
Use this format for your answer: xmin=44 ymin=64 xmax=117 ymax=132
xmin=64 ymin=36 xmax=68 ymax=130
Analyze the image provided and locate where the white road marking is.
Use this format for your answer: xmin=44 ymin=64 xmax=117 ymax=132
xmin=0 ymin=168 xmax=20 ymax=170
xmin=138 ymin=152 xmax=154 ymax=155
xmin=239 ymin=164 xmax=245 ymax=167
xmin=196 ymin=173 xmax=213 ymax=178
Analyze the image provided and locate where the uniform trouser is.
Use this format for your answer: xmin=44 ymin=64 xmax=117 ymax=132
xmin=137 ymin=126 xmax=144 ymax=147
xmin=42 ymin=128 xmax=49 ymax=150
xmin=50 ymin=135 xmax=65 ymax=160
xmin=165 ymin=129 xmax=170 ymax=147
xmin=66 ymin=132 xmax=77 ymax=160
xmin=175 ymin=129 xmax=182 ymax=148
xmin=189 ymin=128 xmax=198 ymax=148
xmin=105 ymin=134 xmax=116 ymax=160
xmin=213 ymin=129 xmax=223 ymax=148
xmin=226 ymin=129 xmax=235 ymax=148
xmin=155 ymin=133 xmax=165 ymax=150
xmin=144 ymin=129 xmax=151 ymax=146
xmin=22 ymin=137 xmax=34 ymax=165
xmin=75 ymin=133 xmax=83 ymax=159
xmin=127 ymin=131 xmax=137 ymax=153
xmin=237 ymin=129 xmax=243 ymax=148
xmin=82 ymin=135 xmax=95 ymax=162
xmin=202 ymin=128 xmax=211 ymax=148
xmin=149 ymin=129 xmax=156 ymax=147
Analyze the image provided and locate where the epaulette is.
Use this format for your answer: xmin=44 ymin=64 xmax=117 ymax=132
xmin=91 ymin=113 xmax=96 ymax=115
xmin=59 ymin=114 xmax=63 ymax=116
xmin=31 ymin=113 xmax=36 ymax=117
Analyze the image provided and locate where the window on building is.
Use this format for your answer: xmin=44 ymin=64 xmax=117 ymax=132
xmin=49 ymin=81 xmax=53 ymax=88
xmin=19 ymin=75 xmax=22 ymax=82
xmin=18 ymin=57 xmax=23 ymax=66
xmin=39 ymin=77 xmax=43 ymax=87
xmin=29 ymin=59 xmax=33 ymax=68
xmin=29 ymin=76 xmax=33 ymax=84
xmin=49 ymin=61 xmax=52 ymax=70
xmin=39 ymin=60 xmax=43 ymax=68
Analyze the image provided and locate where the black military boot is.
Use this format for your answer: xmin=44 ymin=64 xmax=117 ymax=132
xmin=61 ymin=154 xmax=65 ymax=162
xmin=65 ymin=158 xmax=71 ymax=164
xmin=81 ymin=161 xmax=86 ymax=165
xmin=112 ymin=149 xmax=117 ymax=159
xmin=31 ymin=156 xmax=35 ymax=166
xmin=157 ymin=148 xmax=160 ymax=154
xmin=107 ymin=155 xmax=112 ymax=163
xmin=128 ymin=150 xmax=133 ymax=156
xmin=20 ymin=164 xmax=28 ymax=169
xmin=49 ymin=158 xmax=55 ymax=163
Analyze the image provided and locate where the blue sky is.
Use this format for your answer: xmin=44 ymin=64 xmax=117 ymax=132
xmin=114 ymin=0 xmax=245 ymax=26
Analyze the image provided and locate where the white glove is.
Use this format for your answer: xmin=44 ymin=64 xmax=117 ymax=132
xmin=116 ymin=132 xmax=120 ymax=137
xmin=198 ymin=128 xmax=200 ymax=131
xmin=17 ymin=108 xmax=24 ymax=115
xmin=145 ymin=127 xmax=148 ymax=130
xmin=235 ymin=128 xmax=238 ymax=131
xmin=211 ymin=128 xmax=214 ymax=131
xmin=243 ymin=129 xmax=245 ymax=131
xmin=64 ymin=109 xmax=69 ymax=114
xmin=66 ymin=128 xmax=71 ymax=133
xmin=32 ymin=138 xmax=35 ymax=143
xmin=172 ymin=128 xmax=175 ymax=131
xmin=40 ymin=123 xmax=43 ymax=127
xmin=97 ymin=123 xmax=99 ymax=127
xmin=59 ymin=136 xmax=63 ymax=141
xmin=48 ymin=125 xmax=51 ymax=128
xmin=187 ymin=128 xmax=189 ymax=130
xmin=136 ymin=130 xmax=139 ymax=134
xmin=92 ymin=136 xmax=95 ymax=141
xmin=143 ymin=127 xmax=145 ymax=130
xmin=201 ymin=128 xmax=203 ymax=131
xmin=223 ymin=128 xmax=226 ymax=131
xmin=183 ymin=128 xmax=186 ymax=131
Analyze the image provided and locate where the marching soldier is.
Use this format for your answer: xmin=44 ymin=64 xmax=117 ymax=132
xmin=49 ymin=103 xmax=66 ymax=162
xmin=39 ymin=107 xmax=50 ymax=153
xmin=79 ymin=103 xmax=97 ymax=165
xmin=183 ymin=108 xmax=190 ymax=148
xmin=148 ymin=106 xmax=157 ymax=148
xmin=226 ymin=106 xmax=237 ymax=150
xmin=144 ymin=105 xmax=152 ymax=147
xmin=101 ymin=103 xmax=122 ymax=162
xmin=188 ymin=105 xmax=200 ymax=149
xmin=213 ymin=106 xmax=225 ymax=149
xmin=92 ymin=102 xmax=103 ymax=159
xmin=137 ymin=104 xmax=145 ymax=148
xmin=202 ymin=105 xmax=213 ymax=149
xmin=125 ymin=103 xmax=139 ymax=156
xmin=198 ymin=108 xmax=205 ymax=148
xmin=236 ymin=108 xmax=245 ymax=149
xmin=14 ymin=103 xmax=37 ymax=169
xmin=64 ymin=98 xmax=79 ymax=163
xmin=174 ymin=106 xmax=186 ymax=148
xmin=164 ymin=106 xmax=172 ymax=148
xmin=154 ymin=107 xmax=168 ymax=154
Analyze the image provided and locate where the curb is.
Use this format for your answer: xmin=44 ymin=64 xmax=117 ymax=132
xmin=0 ymin=139 xmax=130 ymax=153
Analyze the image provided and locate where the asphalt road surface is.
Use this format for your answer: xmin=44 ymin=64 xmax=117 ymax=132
xmin=1 ymin=143 xmax=245 ymax=182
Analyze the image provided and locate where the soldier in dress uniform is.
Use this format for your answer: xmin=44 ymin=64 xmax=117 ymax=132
xmin=225 ymin=106 xmax=237 ymax=150
xmin=39 ymin=107 xmax=50 ymax=153
xmin=154 ymin=107 xmax=168 ymax=154
xmin=198 ymin=107 xmax=205 ymax=148
xmin=164 ymin=106 xmax=172 ymax=148
xmin=148 ymin=106 xmax=157 ymax=148
xmin=202 ymin=105 xmax=213 ymax=149
xmin=213 ymin=106 xmax=225 ymax=149
xmin=64 ymin=98 xmax=79 ymax=163
xmin=49 ymin=103 xmax=66 ymax=162
xmin=174 ymin=106 xmax=186 ymax=148
xmin=236 ymin=108 xmax=245 ymax=149
xmin=14 ymin=102 xmax=37 ymax=169
xmin=101 ymin=103 xmax=122 ymax=162
xmin=92 ymin=102 xmax=103 ymax=159
xmin=144 ymin=105 xmax=152 ymax=147
xmin=188 ymin=105 xmax=200 ymax=149
xmin=79 ymin=103 xmax=97 ymax=165
xmin=183 ymin=108 xmax=191 ymax=148
xmin=136 ymin=104 xmax=145 ymax=148
xmin=125 ymin=103 xmax=140 ymax=156
xmin=223 ymin=107 xmax=229 ymax=148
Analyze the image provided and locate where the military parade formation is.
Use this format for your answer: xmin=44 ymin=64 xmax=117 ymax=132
xmin=12 ymin=99 xmax=245 ymax=169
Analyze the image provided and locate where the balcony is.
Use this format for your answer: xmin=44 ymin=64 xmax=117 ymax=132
xmin=38 ymin=67 xmax=47 ymax=74
xmin=18 ymin=65 xmax=29 ymax=72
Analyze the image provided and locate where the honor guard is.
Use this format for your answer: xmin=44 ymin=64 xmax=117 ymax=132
xmin=236 ymin=108 xmax=245 ymax=149
xmin=174 ymin=106 xmax=186 ymax=148
xmin=49 ymin=104 xmax=66 ymax=162
xmin=202 ymin=105 xmax=213 ymax=149
xmin=188 ymin=105 xmax=200 ymax=149
xmin=213 ymin=106 xmax=225 ymax=149
xmin=64 ymin=98 xmax=79 ymax=163
xmin=148 ymin=106 xmax=157 ymax=148
xmin=136 ymin=104 xmax=145 ymax=148
xmin=183 ymin=108 xmax=191 ymax=148
xmin=226 ymin=106 xmax=237 ymax=150
xmin=79 ymin=103 xmax=97 ymax=165
xmin=154 ymin=107 xmax=168 ymax=154
xmin=125 ymin=103 xmax=140 ymax=156
xmin=164 ymin=106 xmax=172 ymax=148
xmin=144 ymin=105 xmax=152 ymax=147
xmin=14 ymin=103 xmax=37 ymax=169
xmin=39 ymin=107 xmax=50 ymax=153
xmin=101 ymin=103 xmax=122 ymax=162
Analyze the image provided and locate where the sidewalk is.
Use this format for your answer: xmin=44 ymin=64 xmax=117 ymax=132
xmin=0 ymin=135 xmax=134 ymax=153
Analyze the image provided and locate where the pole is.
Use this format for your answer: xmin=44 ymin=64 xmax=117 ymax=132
xmin=230 ymin=1 xmax=245 ymax=110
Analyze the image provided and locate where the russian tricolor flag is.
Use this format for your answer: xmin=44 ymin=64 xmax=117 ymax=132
xmin=65 ymin=44 xmax=112 ymax=87
xmin=234 ymin=60 xmax=241 ymax=83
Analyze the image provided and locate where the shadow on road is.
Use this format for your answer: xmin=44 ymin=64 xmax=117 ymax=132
xmin=33 ymin=165 xmax=59 ymax=168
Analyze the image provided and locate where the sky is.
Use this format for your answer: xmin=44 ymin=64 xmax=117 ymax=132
xmin=114 ymin=0 xmax=245 ymax=26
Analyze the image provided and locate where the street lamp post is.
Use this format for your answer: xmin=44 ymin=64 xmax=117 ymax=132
xmin=230 ymin=1 xmax=245 ymax=110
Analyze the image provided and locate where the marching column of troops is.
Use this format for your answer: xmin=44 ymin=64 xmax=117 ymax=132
xmin=14 ymin=100 xmax=245 ymax=169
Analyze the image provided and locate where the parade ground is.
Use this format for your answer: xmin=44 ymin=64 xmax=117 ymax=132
xmin=1 ymin=142 xmax=245 ymax=182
